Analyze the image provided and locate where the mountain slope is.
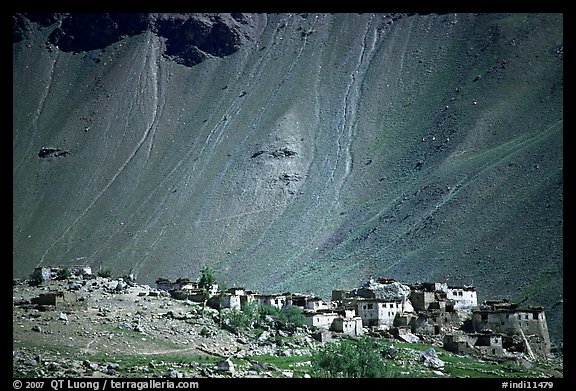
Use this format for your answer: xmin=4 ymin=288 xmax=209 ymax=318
xmin=13 ymin=13 xmax=563 ymax=344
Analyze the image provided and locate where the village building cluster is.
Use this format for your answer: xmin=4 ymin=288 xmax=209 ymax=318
xmin=153 ymin=274 xmax=551 ymax=360
xmin=28 ymin=265 xmax=551 ymax=360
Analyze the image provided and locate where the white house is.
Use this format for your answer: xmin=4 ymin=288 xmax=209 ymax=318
xmin=304 ymin=297 xmax=331 ymax=311
xmin=332 ymin=316 xmax=363 ymax=336
xmin=356 ymin=299 xmax=404 ymax=330
xmin=257 ymin=294 xmax=287 ymax=310
xmin=445 ymin=286 xmax=477 ymax=310
xmin=304 ymin=312 xmax=339 ymax=330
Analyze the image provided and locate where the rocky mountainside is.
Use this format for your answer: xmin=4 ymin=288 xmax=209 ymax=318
xmin=13 ymin=13 xmax=563 ymax=345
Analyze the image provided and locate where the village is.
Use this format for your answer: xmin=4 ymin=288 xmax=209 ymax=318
xmin=24 ymin=264 xmax=552 ymax=364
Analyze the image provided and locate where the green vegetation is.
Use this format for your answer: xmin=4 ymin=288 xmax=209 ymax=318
xmin=311 ymin=337 xmax=392 ymax=378
xmin=29 ymin=268 xmax=44 ymax=286
xmin=56 ymin=268 xmax=71 ymax=280
xmin=308 ymin=337 xmax=559 ymax=378
xmin=222 ymin=302 xmax=305 ymax=333
xmin=198 ymin=266 xmax=216 ymax=289
xmin=96 ymin=267 xmax=112 ymax=278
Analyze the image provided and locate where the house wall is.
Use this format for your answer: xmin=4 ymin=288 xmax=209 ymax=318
xmin=475 ymin=334 xmax=504 ymax=356
xmin=443 ymin=334 xmax=475 ymax=355
xmin=472 ymin=310 xmax=517 ymax=334
xmin=305 ymin=299 xmax=330 ymax=311
xmin=31 ymin=291 xmax=77 ymax=306
xmin=223 ymin=294 xmax=242 ymax=310
xmin=332 ymin=317 xmax=363 ymax=336
xmin=357 ymin=301 xmax=402 ymax=329
xmin=332 ymin=290 xmax=348 ymax=302
xmin=38 ymin=267 xmax=52 ymax=281
xmin=258 ymin=295 xmax=287 ymax=309
xmin=343 ymin=309 xmax=356 ymax=318
xmin=472 ymin=309 xmax=551 ymax=357
xmin=410 ymin=291 xmax=435 ymax=312
xmin=446 ymin=288 xmax=478 ymax=310
xmin=305 ymin=313 xmax=339 ymax=329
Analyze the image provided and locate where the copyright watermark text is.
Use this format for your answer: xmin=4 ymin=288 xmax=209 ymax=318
xmin=13 ymin=380 xmax=199 ymax=391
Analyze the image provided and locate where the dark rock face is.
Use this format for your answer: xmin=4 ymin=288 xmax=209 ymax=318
xmin=38 ymin=148 xmax=70 ymax=159
xmin=46 ymin=13 xmax=149 ymax=52
xmin=154 ymin=14 xmax=246 ymax=66
xmin=15 ymin=13 xmax=253 ymax=67
xmin=12 ymin=14 xmax=29 ymax=43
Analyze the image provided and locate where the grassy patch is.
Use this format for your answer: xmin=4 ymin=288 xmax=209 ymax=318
xmin=88 ymin=352 xmax=220 ymax=377
xmin=248 ymin=353 xmax=312 ymax=369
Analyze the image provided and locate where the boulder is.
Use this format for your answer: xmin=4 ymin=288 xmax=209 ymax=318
xmin=165 ymin=369 xmax=183 ymax=378
xmin=258 ymin=330 xmax=270 ymax=343
xmin=217 ymin=358 xmax=235 ymax=374
xmin=83 ymin=360 xmax=99 ymax=371
xmin=420 ymin=348 xmax=445 ymax=370
xmin=354 ymin=278 xmax=412 ymax=301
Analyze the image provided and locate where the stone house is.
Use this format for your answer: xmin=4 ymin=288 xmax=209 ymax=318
xmin=304 ymin=297 xmax=332 ymax=311
xmin=331 ymin=316 xmax=363 ymax=336
xmin=156 ymin=277 xmax=219 ymax=302
xmin=331 ymin=289 xmax=349 ymax=303
xmin=227 ymin=287 xmax=246 ymax=296
xmin=34 ymin=265 xmax=92 ymax=281
xmin=356 ymin=298 xmax=404 ymax=330
xmin=443 ymin=332 xmax=505 ymax=357
xmin=445 ymin=285 xmax=477 ymax=310
xmin=443 ymin=333 xmax=474 ymax=355
xmin=31 ymin=290 xmax=77 ymax=307
xmin=170 ymin=287 xmax=206 ymax=301
xmin=474 ymin=333 xmax=505 ymax=356
xmin=222 ymin=293 xmax=242 ymax=310
xmin=220 ymin=287 xmax=258 ymax=310
xmin=410 ymin=282 xmax=477 ymax=313
xmin=156 ymin=278 xmax=197 ymax=292
xmin=304 ymin=310 xmax=339 ymax=330
xmin=409 ymin=282 xmax=448 ymax=312
xmin=257 ymin=294 xmax=287 ymax=310
xmin=472 ymin=300 xmax=551 ymax=358
xmin=285 ymin=293 xmax=308 ymax=308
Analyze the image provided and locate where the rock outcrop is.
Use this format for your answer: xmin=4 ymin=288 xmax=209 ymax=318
xmin=14 ymin=13 xmax=259 ymax=67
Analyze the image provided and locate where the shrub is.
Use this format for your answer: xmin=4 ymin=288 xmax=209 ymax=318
xmin=223 ymin=309 xmax=251 ymax=330
xmin=198 ymin=266 xmax=215 ymax=289
xmin=56 ymin=268 xmax=71 ymax=280
xmin=29 ymin=268 xmax=44 ymax=286
xmin=220 ymin=302 xmax=305 ymax=333
xmin=200 ymin=327 xmax=212 ymax=337
xmin=97 ymin=268 xmax=112 ymax=278
xmin=312 ymin=337 xmax=389 ymax=378
xmin=276 ymin=305 xmax=305 ymax=331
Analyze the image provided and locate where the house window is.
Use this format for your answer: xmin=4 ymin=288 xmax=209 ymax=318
xmin=453 ymin=291 xmax=458 ymax=295
xmin=367 ymin=303 xmax=373 ymax=310
xmin=458 ymin=291 xmax=463 ymax=296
